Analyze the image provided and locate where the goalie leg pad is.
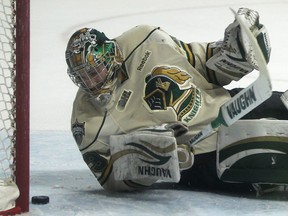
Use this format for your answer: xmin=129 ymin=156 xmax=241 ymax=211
xmin=0 ymin=179 xmax=19 ymax=212
xmin=217 ymin=119 xmax=288 ymax=184
xmin=281 ymin=90 xmax=288 ymax=110
xmin=110 ymin=130 xmax=181 ymax=183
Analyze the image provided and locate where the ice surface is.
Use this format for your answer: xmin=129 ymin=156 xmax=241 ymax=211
xmin=27 ymin=0 xmax=288 ymax=215
xmin=27 ymin=131 xmax=288 ymax=216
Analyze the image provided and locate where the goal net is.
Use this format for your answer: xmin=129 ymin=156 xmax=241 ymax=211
xmin=0 ymin=0 xmax=29 ymax=214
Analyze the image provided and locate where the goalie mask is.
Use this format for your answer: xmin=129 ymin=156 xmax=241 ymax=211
xmin=65 ymin=28 xmax=123 ymax=99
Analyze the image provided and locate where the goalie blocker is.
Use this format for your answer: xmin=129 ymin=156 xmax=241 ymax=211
xmin=107 ymin=125 xmax=194 ymax=190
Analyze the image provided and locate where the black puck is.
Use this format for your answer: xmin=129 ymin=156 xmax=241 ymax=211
xmin=31 ymin=196 xmax=50 ymax=204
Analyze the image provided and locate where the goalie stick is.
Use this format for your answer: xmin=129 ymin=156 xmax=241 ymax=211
xmin=187 ymin=8 xmax=272 ymax=146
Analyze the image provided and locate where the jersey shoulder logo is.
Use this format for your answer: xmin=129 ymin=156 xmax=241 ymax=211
xmin=117 ymin=89 xmax=132 ymax=111
xmin=71 ymin=119 xmax=85 ymax=146
xmin=143 ymin=66 xmax=202 ymax=123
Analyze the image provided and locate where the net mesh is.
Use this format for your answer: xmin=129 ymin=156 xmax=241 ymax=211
xmin=0 ymin=0 xmax=16 ymax=185
xmin=0 ymin=0 xmax=29 ymax=213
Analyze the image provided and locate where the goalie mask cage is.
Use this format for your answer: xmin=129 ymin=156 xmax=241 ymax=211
xmin=0 ymin=0 xmax=30 ymax=215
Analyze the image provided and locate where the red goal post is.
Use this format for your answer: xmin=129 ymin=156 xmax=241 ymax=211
xmin=0 ymin=0 xmax=30 ymax=215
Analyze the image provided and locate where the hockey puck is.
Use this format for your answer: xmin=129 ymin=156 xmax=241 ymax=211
xmin=31 ymin=196 xmax=50 ymax=205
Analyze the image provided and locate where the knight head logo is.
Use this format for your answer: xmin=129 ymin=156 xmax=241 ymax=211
xmin=143 ymin=66 xmax=202 ymax=124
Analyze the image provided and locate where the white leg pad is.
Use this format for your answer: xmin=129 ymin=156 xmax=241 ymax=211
xmin=217 ymin=119 xmax=288 ymax=183
xmin=0 ymin=179 xmax=19 ymax=212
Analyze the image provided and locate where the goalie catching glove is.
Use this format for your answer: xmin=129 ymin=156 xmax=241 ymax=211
xmin=206 ymin=8 xmax=271 ymax=81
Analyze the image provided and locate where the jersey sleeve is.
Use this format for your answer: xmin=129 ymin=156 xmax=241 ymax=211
xmin=170 ymin=36 xmax=233 ymax=86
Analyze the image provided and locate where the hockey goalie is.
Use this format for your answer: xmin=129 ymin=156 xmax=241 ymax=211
xmin=65 ymin=8 xmax=288 ymax=194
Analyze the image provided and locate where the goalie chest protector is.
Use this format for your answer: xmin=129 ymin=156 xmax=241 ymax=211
xmin=217 ymin=119 xmax=288 ymax=184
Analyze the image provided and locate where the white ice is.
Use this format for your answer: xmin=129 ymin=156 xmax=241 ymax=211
xmin=26 ymin=0 xmax=288 ymax=215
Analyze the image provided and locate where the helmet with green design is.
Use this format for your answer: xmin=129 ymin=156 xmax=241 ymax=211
xmin=65 ymin=28 xmax=123 ymax=100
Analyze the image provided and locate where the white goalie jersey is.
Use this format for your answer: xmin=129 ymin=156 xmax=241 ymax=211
xmin=71 ymin=25 xmax=234 ymax=191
